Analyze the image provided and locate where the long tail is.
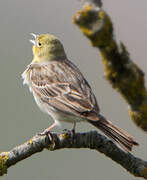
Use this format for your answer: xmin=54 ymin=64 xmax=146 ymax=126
xmin=88 ymin=114 xmax=139 ymax=151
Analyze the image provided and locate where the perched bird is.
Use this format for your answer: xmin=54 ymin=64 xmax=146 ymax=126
xmin=22 ymin=33 xmax=139 ymax=151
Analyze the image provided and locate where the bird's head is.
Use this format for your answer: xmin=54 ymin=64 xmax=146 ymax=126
xmin=30 ymin=33 xmax=67 ymax=63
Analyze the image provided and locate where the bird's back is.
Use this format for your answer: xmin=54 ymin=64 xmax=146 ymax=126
xmin=22 ymin=59 xmax=100 ymax=121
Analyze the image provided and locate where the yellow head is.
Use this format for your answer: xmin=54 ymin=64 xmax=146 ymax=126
xmin=30 ymin=33 xmax=67 ymax=63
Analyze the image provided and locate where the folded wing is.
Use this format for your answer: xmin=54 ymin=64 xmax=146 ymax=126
xmin=29 ymin=60 xmax=99 ymax=119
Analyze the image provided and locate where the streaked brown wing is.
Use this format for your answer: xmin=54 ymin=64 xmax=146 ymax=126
xmin=29 ymin=60 xmax=99 ymax=119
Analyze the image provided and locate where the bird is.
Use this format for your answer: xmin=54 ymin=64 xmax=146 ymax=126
xmin=22 ymin=33 xmax=139 ymax=151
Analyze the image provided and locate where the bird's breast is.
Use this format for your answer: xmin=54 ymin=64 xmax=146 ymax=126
xmin=22 ymin=67 xmax=34 ymax=93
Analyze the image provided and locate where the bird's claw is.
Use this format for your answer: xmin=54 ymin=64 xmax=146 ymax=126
xmin=37 ymin=131 xmax=50 ymax=136
xmin=37 ymin=130 xmax=53 ymax=142
xmin=62 ymin=128 xmax=76 ymax=138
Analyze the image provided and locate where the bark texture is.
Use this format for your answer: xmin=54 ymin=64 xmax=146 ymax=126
xmin=0 ymin=131 xmax=147 ymax=178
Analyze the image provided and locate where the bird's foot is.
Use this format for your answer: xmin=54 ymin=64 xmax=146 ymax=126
xmin=63 ymin=128 xmax=76 ymax=139
xmin=37 ymin=129 xmax=51 ymax=136
xmin=37 ymin=129 xmax=54 ymax=143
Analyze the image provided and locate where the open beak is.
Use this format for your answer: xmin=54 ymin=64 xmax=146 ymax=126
xmin=30 ymin=33 xmax=38 ymax=45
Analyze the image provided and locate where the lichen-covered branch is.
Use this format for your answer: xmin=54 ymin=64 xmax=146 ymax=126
xmin=73 ymin=3 xmax=147 ymax=131
xmin=0 ymin=131 xmax=147 ymax=178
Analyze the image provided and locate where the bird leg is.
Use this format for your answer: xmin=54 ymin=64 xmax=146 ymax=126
xmin=63 ymin=122 xmax=76 ymax=138
xmin=72 ymin=121 xmax=76 ymax=134
xmin=38 ymin=122 xmax=57 ymax=142
xmin=39 ymin=122 xmax=57 ymax=135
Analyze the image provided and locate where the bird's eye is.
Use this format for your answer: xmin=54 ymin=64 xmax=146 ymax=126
xmin=37 ymin=42 xmax=42 ymax=47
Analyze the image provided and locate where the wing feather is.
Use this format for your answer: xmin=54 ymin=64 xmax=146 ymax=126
xmin=29 ymin=60 xmax=99 ymax=119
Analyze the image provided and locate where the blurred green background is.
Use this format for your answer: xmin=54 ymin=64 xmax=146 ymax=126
xmin=0 ymin=0 xmax=147 ymax=179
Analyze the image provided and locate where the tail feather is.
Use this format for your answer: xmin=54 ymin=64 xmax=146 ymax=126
xmin=98 ymin=125 xmax=132 ymax=151
xmin=88 ymin=115 xmax=139 ymax=152
xmin=97 ymin=122 xmax=135 ymax=151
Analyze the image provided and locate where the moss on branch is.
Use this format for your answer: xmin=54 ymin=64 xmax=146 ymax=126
xmin=73 ymin=5 xmax=147 ymax=131
xmin=0 ymin=152 xmax=8 ymax=176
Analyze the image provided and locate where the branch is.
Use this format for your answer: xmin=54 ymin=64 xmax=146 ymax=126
xmin=0 ymin=131 xmax=147 ymax=178
xmin=73 ymin=3 xmax=147 ymax=131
